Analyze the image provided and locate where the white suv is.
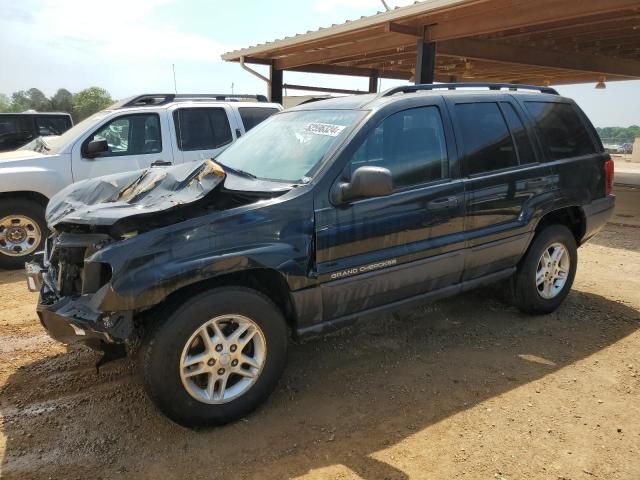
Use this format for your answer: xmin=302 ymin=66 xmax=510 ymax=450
xmin=0 ymin=94 xmax=281 ymax=268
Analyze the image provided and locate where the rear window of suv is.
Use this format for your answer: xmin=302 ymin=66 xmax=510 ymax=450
xmin=238 ymin=107 xmax=279 ymax=131
xmin=525 ymin=102 xmax=597 ymax=160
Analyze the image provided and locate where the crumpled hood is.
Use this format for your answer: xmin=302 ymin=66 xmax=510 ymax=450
xmin=46 ymin=160 xmax=226 ymax=228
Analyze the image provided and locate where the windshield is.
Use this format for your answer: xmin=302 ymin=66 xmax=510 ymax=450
xmin=19 ymin=111 xmax=112 ymax=154
xmin=216 ymin=109 xmax=365 ymax=182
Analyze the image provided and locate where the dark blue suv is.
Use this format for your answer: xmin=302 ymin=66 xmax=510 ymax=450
xmin=27 ymin=84 xmax=615 ymax=427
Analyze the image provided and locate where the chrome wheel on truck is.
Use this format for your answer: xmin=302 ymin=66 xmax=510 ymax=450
xmin=142 ymin=287 xmax=288 ymax=428
xmin=0 ymin=199 xmax=47 ymax=270
xmin=535 ymin=242 xmax=570 ymax=300
xmin=0 ymin=215 xmax=42 ymax=258
xmin=179 ymin=314 xmax=267 ymax=404
xmin=513 ymin=224 xmax=577 ymax=314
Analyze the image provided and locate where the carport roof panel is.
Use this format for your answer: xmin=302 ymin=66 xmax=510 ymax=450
xmin=222 ymin=0 xmax=640 ymax=85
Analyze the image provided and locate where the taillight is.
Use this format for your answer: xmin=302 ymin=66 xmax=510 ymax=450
xmin=604 ymin=157 xmax=614 ymax=195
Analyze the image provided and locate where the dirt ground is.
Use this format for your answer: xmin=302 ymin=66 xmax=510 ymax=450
xmin=1 ymin=187 xmax=639 ymax=480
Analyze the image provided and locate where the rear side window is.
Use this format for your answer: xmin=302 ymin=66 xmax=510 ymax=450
xmin=174 ymin=108 xmax=232 ymax=151
xmin=238 ymin=107 xmax=279 ymax=132
xmin=500 ymin=103 xmax=536 ymax=165
xmin=35 ymin=116 xmax=72 ymax=136
xmin=525 ymin=102 xmax=596 ymax=160
xmin=0 ymin=116 xmax=34 ymax=149
xmin=455 ymin=103 xmax=517 ymax=176
xmin=350 ymin=106 xmax=448 ymax=189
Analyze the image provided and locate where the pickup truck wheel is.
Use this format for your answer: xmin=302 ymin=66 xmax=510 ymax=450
xmin=142 ymin=287 xmax=288 ymax=428
xmin=0 ymin=199 xmax=47 ymax=270
xmin=513 ymin=224 xmax=577 ymax=314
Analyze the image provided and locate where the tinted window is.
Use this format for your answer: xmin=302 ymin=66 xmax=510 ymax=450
xmin=500 ymin=103 xmax=536 ymax=164
xmin=0 ymin=115 xmax=34 ymax=150
xmin=239 ymin=107 xmax=279 ymax=131
xmin=174 ymin=108 xmax=232 ymax=151
xmin=525 ymin=102 xmax=596 ymax=160
xmin=456 ymin=103 xmax=518 ymax=176
xmin=350 ymin=106 xmax=448 ymax=188
xmin=88 ymin=114 xmax=161 ymax=157
xmin=35 ymin=116 xmax=72 ymax=136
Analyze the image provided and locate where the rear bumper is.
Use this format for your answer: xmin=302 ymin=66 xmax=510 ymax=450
xmin=581 ymin=194 xmax=615 ymax=243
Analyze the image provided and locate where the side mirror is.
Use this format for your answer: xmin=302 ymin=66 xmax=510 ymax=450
xmin=333 ymin=166 xmax=393 ymax=204
xmin=84 ymin=139 xmax=109 ymax=158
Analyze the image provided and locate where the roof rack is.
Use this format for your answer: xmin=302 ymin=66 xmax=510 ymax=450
xmin=381 ymin=83 xmax=559 ymax=97
xmin=115 ymin=93 xmax=269 ymax=109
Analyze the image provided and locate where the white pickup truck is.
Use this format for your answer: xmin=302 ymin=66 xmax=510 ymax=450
xmin=0 ymin=94 xmax=281 ymax=268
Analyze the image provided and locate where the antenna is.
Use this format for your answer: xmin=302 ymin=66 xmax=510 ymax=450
xmin=172 ymin=64 xmax=178 ymax=94
xmin=380 ymin=0 xmax=391 ymax=11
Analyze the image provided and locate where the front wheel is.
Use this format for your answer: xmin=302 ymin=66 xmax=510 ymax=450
xmin=141 ymin=287 xmax=288 ymax=428
xmin=513 ymin=224 xmax=578 ymax=314
xmin=0 ymin=199 xmax=47 ymax=270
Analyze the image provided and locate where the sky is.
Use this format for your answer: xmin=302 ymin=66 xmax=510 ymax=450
xmin=0 ymin=0 xmax=639 ymax=127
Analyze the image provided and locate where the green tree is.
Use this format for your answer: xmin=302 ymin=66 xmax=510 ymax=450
xmin=0 ymin=93 xmax=11 ymax=112
xmin=72 ymin=87 xmax=113 ymax=121
xmin=50 ymin=88 xmax=74 ymax=113
xmin=26 ymin=88 xmax=51 ymax=111
xmin=10 ymin=90 xmax=31 ymax=112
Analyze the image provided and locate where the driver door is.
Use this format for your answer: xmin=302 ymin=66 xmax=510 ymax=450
xmin=314 ymin=103 xmax=465 ymax=321
xmin=71 ymin=112 xmax=173 ymax=181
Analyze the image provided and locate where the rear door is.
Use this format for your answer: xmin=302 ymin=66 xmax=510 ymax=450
xmin=71 ymin=111 xmax=172 ymax=180
xmin=447 ymin=96 xmax=554 ymax=280
xmin=171 ymin=105 xmax=238 ymax=164
xmin=315 ymin=100 xmax=466 ymax=320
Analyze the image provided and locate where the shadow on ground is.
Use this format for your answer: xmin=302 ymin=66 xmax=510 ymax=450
xmin=1 ymin=288 xmax=638 ymax=479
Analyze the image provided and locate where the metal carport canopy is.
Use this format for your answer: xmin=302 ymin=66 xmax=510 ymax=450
xmin=221 ymin=0 xmax=640 ymax=102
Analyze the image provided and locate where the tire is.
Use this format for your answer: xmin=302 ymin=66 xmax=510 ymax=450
xmin=0 ymin=198 xmax=47 ymax=270
xmin=513 ymin=224 xmax=578 ymax=315
xmin=141 ymin=286 xmax=288 ymax=428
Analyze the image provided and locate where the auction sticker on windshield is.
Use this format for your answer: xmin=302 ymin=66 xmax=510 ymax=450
xmin=303 ymin=123 xmax=346 ymax=137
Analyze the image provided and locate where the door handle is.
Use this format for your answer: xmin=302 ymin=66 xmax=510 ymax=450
xmin=526 ymin=177 xmax=553 ymax=188
xmin=151 ymin=160 xmax=172 ymax=167
xmin=427 ymin=196 xmax=459 ymax=211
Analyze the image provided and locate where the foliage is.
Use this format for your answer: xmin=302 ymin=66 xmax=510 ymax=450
xmin=596 ymin=125 xmax=640 ymax=144
xmin=1 ymin=86 xmax=116 ymax=121
xmin=50 ymin=88 xmax=74 ymax=113
xmin=72 ymin=87 xmax=113 ymax=121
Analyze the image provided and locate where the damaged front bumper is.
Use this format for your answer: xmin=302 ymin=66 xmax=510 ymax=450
xmin=27 ymin=255 xmax=134 ymax=347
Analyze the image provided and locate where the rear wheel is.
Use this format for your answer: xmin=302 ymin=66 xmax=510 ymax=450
xmin=0 ymin=199 xmax=47 ymax=270
xmin=513 ymin=224 xmax=577 ymax=314
xmin=141 ymin=287 xmax=288 ymax=428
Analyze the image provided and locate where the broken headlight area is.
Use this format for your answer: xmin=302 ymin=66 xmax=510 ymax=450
xmin=41 ymin=231 xmax=113 ymax=300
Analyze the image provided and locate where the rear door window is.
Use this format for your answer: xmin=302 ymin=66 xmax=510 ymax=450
xmin=35 ymin=116 xmax=72 ymax=136
xmin=455 ymin=102 xmax=518 ymax=176
xmin=524 ymin=102 xmax=596 ymax=160
xmin=238 ymin=107 xmax=279 ymax=131
xmin=174 ymin=108 xmax=232 ymax=151
xmin=500 ymin=102 xmax=536 ymax=165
